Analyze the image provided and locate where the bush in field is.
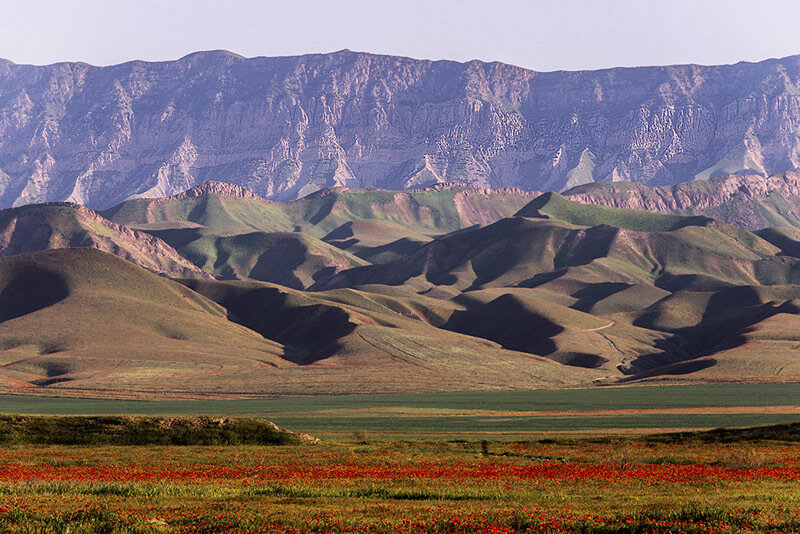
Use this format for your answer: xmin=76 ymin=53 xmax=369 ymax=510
xmin=0 ymin=415 xmax=301 ymax=445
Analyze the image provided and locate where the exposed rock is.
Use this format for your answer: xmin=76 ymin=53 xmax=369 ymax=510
xmin=3 ymin=50 xmax=800 ymax=208
xmin=563 ymin=172 xmax=800 ymax=229
xmin=167 ymin=180 xmax=264 ymax=200
xmin=0 ymin=202 xmax=210 ymax=278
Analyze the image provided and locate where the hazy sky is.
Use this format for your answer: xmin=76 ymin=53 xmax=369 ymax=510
xmin=2 ymin=0 xmax=800 ymax=71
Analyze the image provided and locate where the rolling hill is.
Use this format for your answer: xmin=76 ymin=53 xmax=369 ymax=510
xmin=99 ymin=181 xmax=536 ymax=283
xmin=0 ymin=248 xmax=596 ymax=396
xmin=313 ymin=192 xmax=800 ymax=384
xmin=562 ymin=172 xmax=800 ymax=231
xmin=0 ymin=248 xmax=288 ymax=393
xmin=2 ymin=182 xmax=800 ymax=396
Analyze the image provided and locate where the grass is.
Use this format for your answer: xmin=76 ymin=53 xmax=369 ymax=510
xmin=102 ymin=186 xmax=532 ymax=239
xmin=149 ymin=228 xmax=368 ymax=288
xmin=517 ymin=192 xmax=714 ymax=233
xmin=0 ymin=438 xmax=798 ymax=532
xmin=2 ymin=383 xmax=799 ymax=438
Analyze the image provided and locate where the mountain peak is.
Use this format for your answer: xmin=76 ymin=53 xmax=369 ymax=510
xmin=178 ymin=50 xmax=246 ymax=62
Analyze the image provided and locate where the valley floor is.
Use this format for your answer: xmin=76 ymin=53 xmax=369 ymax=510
xmin=0 ymin=439 xmax=799 ymax=533
xmin=3 ymin=382 xmax=800 ymax=438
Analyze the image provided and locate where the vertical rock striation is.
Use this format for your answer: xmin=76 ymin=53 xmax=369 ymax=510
xmin=2 ymin=50 xmax=800 ymax=208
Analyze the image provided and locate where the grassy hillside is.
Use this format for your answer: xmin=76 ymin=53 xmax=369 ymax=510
xmin=0 ymin=248 xmax=596 ymax=396
xmin=179 ymin=277 xmax=596 ymax=388
xmin=102 ymin=184 xmax=534 ymax=238
xmin=312 ymin=193 xmax=800 ymax=384
xmin=316 ymin=207 xmax=786 ymax=292
xmin=148 ymin=227 xmax=369 ymax=288
xmin=516 ymin=191 xmax=714 ymax=232
xmin=0 ymin=248 xmax=301 ymax=394
xmin=100 ymin=184 xmax=534 ymax=283
xmin=563 ymin=173 xmax=800 ymax=231
xmin=5 ymin=184 xmax=800 ymax=395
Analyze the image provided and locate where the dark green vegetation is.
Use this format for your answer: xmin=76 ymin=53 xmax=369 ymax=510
xmin=0 ymin=414 xmax=300 ymax=445
xmin=3 ymin=181 xmax=800 ymax=396
xmin=646 ymin=421 xmax=800 ymax=444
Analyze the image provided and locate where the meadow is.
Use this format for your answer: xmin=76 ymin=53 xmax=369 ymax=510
xmin=2 ymin=383 xmax=799 ymax=532
xmin=0 ymin=436 xmax=799 ymax=532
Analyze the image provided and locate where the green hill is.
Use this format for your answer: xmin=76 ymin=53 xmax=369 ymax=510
xmin=5 ymin=186 xmax=800 ymax=394
xmin=100 ymin=182 xmax=535 ymax=283
xmin=562 ymin=173 xmax=800 ymax=231
xmin=102 ymin=182 xmax=534 ymax=238
xmin=314 ymin=194 xmax=800 ymax=383
xmin=515 ymin=192 xmax=714 ymax=232
xmin=147 ymin=228 xmax=369 ymax=288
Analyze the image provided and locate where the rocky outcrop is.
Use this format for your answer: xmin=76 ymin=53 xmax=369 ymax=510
xmin=3 ymin=50 xmax=800 ymax=208
xmin=0 ymin=203 xmax=210 ymax=277
xmin=565 ymin=172 xmax=800 ymax=211
xmin=168 ymin=180 xmax=263 ymax=200
xmin=562 ymin=172 xmax=800 ymax=229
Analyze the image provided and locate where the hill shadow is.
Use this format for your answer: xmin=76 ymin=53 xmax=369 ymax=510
xmin=0 ymin=269 xmax=70 ymax=323
xmin=571 ymin=282 xmax=631 ymax=312
xmin=180 ymin=282 xmax=357 ymax=365
xmin=629 ymin=286 xmax=800 ymax=377
xmin=444 ymin=294 xmax=562 ymax=357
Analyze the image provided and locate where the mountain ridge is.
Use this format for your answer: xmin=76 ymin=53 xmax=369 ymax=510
xmin=4 ymin=50 xmax=800 ymax=208
xmin=4 ymin=48 xmax=799 ymax=73
xmin=0 ymin=202 xmax=209 ymax=278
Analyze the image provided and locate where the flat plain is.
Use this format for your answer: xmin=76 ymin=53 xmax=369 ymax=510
xmin=0 ymin=430 xmax=799 ymax=533
xmin=3 ymin=383 xmax=799 ymax=438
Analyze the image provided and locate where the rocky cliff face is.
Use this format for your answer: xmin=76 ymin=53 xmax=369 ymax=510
xmin=562 ymin=172 xmax=800 ymax=229
xmin=565 ymin=172 xmax=800 ymax=211
xmin=3 ymin=50 xmax=800 ymax=209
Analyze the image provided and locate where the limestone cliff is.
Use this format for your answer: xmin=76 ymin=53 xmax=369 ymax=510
xmin=3 ymin=50 xmax=800 ymax=208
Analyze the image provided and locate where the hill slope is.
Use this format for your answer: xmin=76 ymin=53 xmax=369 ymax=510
xmin=0 ymin=248 xmax=596 ymax=396
xmin=102 ymin=182 xmax=537 ymax=237
xmin=5 ymin=51 xmax=800 ymax=207
xmin=146 ymin=228 xmax=369 ymax=288
xmin=0 ymin=248 xmax=291 ymax=393
xmin=101 ymin=182 xmax=537 ymax=278
xmin=315 ymin=193 xmax=800 ymax=383
xmin=0 ymin=203 xmax=207 ymax=278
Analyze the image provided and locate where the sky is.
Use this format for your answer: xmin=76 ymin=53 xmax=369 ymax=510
xmin=2 ymin=0 xmax=800 ymax=71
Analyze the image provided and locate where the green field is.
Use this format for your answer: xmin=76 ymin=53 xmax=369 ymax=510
xmin=3 ymin=383 xmax=798 ymax=437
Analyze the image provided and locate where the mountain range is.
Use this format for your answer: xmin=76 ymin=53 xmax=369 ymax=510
xmin=4 ymin=50 xmax=800 ymax=208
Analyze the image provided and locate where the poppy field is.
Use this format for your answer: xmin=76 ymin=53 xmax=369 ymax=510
xmin=1 ymin=436 xmax=799 ymax=533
